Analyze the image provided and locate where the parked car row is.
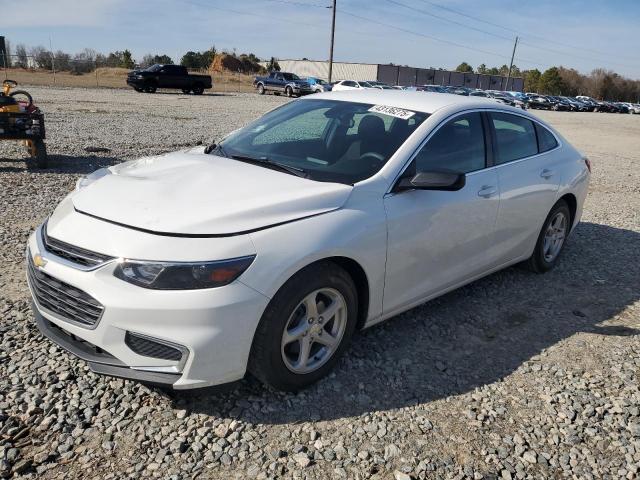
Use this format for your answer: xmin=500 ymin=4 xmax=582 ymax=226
xmin=252 ymin=72 xmax=640 ymax=113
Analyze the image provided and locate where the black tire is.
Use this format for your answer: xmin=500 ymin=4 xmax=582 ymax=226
xmin=181 ymin=88 xmax=191 ymax=94
xmin=31 ymin=139 xmax=48 ymax=169
xmin=133 ymin=87 xmax=144 ymax=92
xmin=192 ymin=84 xmax=204 ymax=95
xmin=285 ymin=86 xmax=294 ymax=97
xmin=524 ymin=200 xmax=571 ymax=273
xmin=9 ymin=90 xmax=33 ymax=109
xmin=249 ymin=262 xmax=358 ymax=392
xmin=144 ymin=82 xmax=157 ymax=93
xmin=257 ymin=83 xmax=265 ymax=95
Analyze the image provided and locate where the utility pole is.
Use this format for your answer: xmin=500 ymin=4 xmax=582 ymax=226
xmin=328 ymin=0 xmax=337 ymax=83
xmin=506 ymin=36 xmax=518 ymax=91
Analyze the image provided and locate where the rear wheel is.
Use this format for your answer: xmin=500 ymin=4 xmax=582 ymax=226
xmin=28 ymin=139 xmax=48 ymax=169
xmin=524 ymin=200 xmax=570 ymax=273
xmin=249 ymin=262 xmax=358 ymax=392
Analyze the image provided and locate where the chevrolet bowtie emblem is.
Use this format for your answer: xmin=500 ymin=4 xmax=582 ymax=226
xmin=33 ymin=254 xmax=47 ymax=268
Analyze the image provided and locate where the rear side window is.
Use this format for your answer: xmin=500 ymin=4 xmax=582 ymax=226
xmin=414 ymin=112 xmax=486 ymax=174
xmin=535 ymin=123 xmax=558 ymax=152
xmin=490 ymin=112 xmax=538 ymax=164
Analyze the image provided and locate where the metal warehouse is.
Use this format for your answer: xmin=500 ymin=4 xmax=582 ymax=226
xmin=266 ymin=59 xmax=524 ymax=91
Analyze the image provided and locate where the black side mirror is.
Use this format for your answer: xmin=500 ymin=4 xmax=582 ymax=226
xmin=395 ymin=171 xmax=466 ymax=192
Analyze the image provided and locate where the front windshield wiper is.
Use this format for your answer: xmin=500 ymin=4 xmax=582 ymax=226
xmin=229 ymin=154 xmax=308 ymax=178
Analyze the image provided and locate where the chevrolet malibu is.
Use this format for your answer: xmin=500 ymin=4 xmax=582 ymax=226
xmin=26 ymin=91 xmax=590 ymax=391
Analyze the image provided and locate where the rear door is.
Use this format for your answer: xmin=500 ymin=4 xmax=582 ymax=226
xmin=383 ymin=111 xmax=501 ymax=314
xmin=488 ymin=111 xmax=562 ymax=262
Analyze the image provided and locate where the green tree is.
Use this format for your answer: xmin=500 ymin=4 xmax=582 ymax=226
xmin=121 ymin=50 xmax=135 ymax=69
xmin=524 ymin=69 xmax=541 ymax=92
xmin=455 ymin=61 xmax=473 ymax=73
xmin=476 ymin=63 xmax=488 ymax=74
xmin=539 ymin=67 xmax=565 ymax=95
xmin=180 ymin=46 xmax=216 ymax=70
xmin=266 ymin=57 xmax=280 ymax=72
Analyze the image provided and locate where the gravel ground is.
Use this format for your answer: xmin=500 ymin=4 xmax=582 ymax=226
xmin=1 ymin=87 xmax=639 ymax=480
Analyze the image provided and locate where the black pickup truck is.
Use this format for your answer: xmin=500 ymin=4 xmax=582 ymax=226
xmin=127 ymin=64 xmax=212 ymax=94
xmin=253 ymin=71 xmax=313 ymax=97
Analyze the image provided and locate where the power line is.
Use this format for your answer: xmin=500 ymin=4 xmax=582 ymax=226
xmin=263 ymin=0 xmax=329 ymax=8
xmin=415 ymin=0 xmax=639 ymax=65
xmin=389 ymin=0 xmax=638 ymax=70
xmin=386 ymin=0 xmax=512 ymax=42
xmin=339 ymin=9 xmax=547 ymax=68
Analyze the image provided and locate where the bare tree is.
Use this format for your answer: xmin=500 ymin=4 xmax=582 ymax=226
xmin=15 ymin=44 xmax=28 ymax=68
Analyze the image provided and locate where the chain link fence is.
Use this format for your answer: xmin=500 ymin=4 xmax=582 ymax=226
xmin=1 ymin=54 xmax=255 ymax=93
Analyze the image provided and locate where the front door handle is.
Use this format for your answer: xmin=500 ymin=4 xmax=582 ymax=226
xmin=540 ymin=168 xmax=554 ymax=179
xmin=478 ymin=185 xmax=497 ymax=198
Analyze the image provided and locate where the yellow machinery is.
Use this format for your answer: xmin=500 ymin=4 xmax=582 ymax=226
xmin=0 ymin=80 xmax=47 ymax=168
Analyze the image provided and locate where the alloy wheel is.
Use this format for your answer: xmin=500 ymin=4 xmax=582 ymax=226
xmin=542 ymin=212 xmax=567 ymax=262
xmin=281 ymin=288 xmax=347 ymax=374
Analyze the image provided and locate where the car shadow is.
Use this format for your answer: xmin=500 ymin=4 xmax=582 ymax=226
xmin=175 ymin=221 xmax=640 ymax=423
xmin=141 ymin=91 xmax=234 ymax=97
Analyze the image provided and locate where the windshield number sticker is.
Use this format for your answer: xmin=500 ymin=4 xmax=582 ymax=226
xmin=368 ymin=105 xmax=415 ymax=120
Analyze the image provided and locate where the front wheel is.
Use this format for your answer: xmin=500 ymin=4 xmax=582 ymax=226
xmin=285 ymin=86 xmax=294 ymax=97
xmin=192 ymin=84 xmax=204 ymax=95
xmin=181 ymin=88 xmax=191 ymax=94
xmin=524 ymin=200 xmax=571 ymax=273
xmin=257 ymin=84 xmax=265 ymax=95
xmin=249 ymin=262 xmax=358 ymax=392
xmin=144 ymin=83 xmax=157 ymax=93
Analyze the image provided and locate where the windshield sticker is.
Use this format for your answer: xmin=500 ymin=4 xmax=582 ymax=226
xmin=368 ymin=105 xmax=416 ymax=120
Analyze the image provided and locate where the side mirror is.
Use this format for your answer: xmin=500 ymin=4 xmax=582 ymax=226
xmin=395 ymin=171 xmax=466 ymax=192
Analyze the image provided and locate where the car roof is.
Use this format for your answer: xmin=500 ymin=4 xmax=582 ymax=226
xmin=304 ymin=89 xmax=519 ymax=114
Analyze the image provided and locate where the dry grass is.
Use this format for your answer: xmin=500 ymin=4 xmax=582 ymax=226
xmin=1 ymin=68 xmax=256 ymax=93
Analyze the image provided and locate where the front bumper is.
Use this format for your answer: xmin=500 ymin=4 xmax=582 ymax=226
xmin=26 ymin=223 xmax=271 ymax=389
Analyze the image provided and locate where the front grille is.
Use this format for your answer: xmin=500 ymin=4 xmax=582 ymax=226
xmin=125 ymin=332 xmax=183 ymax=361
xmin=42 ymin=222 xmax=115 ymax=268
xmin=27 ymin=254 xmax=104 ymax=327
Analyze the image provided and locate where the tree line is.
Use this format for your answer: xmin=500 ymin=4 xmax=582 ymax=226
xmin=3 ymin=41 xmax=268 ymax=76
xmin=455 ymin=62 xmax=640 ymax=102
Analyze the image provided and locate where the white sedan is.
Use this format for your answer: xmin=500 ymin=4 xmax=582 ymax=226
xmin=27 ymin=91 xmax=590 ymax=391
xmin=331 ymin=80 xmax=374 ymax=91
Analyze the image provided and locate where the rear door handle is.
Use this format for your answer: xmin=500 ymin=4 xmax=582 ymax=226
xmin=478 ymin=185 xmax=497 ymax=198
xmin=540 ymin=169 xmax=554 ymax=179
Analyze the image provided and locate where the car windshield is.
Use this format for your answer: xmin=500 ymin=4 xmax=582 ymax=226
xmin=215 ymin=99 xmax=429 ymax=184
xmin=282 ymin=73 xmax=300 ymax=81
xmin=359 ymin=82 xmax=373 ymax=87
xmin=145 ymin=64 xmax=162 ymax=72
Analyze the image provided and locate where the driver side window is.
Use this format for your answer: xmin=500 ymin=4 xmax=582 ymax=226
xmin=414 ymin=112 xmax=486 ymax=174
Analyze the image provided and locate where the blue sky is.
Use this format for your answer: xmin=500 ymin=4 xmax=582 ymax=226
xmin=3 ymin=0 xmax=640 ymax=78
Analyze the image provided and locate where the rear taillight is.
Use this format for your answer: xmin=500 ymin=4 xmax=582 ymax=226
xmin=584 ymin=157 xmax=591 ymax=173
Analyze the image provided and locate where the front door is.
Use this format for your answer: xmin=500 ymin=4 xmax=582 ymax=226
xmin=383 ymin=111 xmax=500 ymax=315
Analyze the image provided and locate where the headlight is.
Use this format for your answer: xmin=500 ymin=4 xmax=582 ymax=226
xmin=76 ymin=167 xmax=111 ymax=190
xmin=113 ymin=256 xmax=256 ymax=290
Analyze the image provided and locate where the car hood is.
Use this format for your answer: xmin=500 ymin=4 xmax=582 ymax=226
xmin=72 ymin=148 xmax=353 ymax=236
